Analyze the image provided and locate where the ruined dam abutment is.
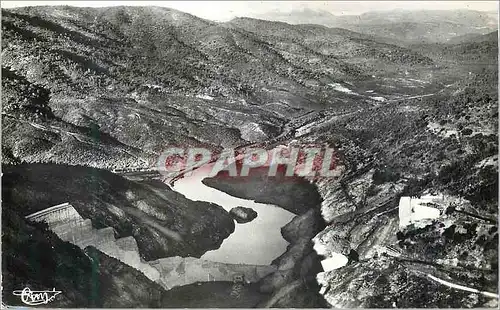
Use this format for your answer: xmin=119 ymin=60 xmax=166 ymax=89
xmin=25 ymin=203 xmax=276 ymax=290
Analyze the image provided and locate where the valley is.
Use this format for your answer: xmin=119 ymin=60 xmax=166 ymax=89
xmin=1 ymin=4 xmax=498 ymax=309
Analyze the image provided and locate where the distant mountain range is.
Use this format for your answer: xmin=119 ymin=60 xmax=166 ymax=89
xmin=250 ymin=9 xmax=498 ymax=44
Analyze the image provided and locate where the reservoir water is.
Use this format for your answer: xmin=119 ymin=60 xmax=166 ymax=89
xmin=170 ymin=164 xmax=295 ymax=265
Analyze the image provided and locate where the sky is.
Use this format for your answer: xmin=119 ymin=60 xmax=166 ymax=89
xmin=1 ymin=1 xmax=498 ymax=21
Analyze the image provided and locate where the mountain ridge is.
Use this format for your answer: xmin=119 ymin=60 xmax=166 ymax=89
xmin=251 ymin=9 xmax=498 ymax=44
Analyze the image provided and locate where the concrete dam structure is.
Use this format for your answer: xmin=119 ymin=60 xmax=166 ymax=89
xmin=26 ymin=203 xmax=276 ymax=290
xmin=149 ymin=256 xmax=276 ymax=290
xmin=26 ymin=202 xmax=161 ymax=281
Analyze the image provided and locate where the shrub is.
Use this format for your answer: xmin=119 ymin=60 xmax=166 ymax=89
xmin=461 ymin=128 xmax=473 ymax=136
xmin=372 ymin=167 xmax=400 ymax=185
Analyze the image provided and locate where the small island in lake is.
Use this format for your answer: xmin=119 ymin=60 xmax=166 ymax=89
xmin=229 ymin=207 xmax=258 ymax=224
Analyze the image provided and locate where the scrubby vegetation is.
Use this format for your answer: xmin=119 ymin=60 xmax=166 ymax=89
xmin=1 ymin=5 xmax=443 ymax=169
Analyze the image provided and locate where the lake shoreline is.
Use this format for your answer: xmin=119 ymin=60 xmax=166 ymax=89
xmin=170 ymin=164 xmax=296 ymax=266
xmin=199 ymin=172 xmax=328 ymax=307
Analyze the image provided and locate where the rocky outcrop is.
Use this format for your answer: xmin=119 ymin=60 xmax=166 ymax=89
xmin=229 ymin=206 xmax=258 ymax=223
xmin=312 ymin=167 xmax=498 ymax=308
xmin=257 ymin=208 xmax=327 ymax=307
xmin=316 ymin=257 xmax=498 ymax=308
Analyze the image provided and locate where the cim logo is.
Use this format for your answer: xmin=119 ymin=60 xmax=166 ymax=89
xmin=13 ymin=287 xmax=62 ymax=306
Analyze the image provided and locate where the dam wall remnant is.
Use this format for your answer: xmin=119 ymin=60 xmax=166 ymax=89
xmin=25 ymin=203 xmax=160 ymax=281
xmin=26 ymin=203 xmax=275 ymax=290
xmin=149 ymin=256 xmax=277 ymax=290
xmin=25 ymin=203 xmax=81 ymax=227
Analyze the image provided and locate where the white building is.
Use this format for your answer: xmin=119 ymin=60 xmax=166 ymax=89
xmin=398 ymin=195 xmax=444 ymax=228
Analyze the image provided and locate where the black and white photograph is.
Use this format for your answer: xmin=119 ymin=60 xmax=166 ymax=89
xmin=1 ymin=0 xmax=498 ymax=308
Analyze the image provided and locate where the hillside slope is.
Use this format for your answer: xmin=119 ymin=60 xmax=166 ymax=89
xmin=2 ymin=163 xmax=234 ymax=261
xmin=201 ymin=56 xmax=498 ymax=307
xmin=2 ymin=6 xmax=440 ymax=169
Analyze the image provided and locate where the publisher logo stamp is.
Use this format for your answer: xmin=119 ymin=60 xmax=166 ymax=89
xmin=13 ymin=287 xmax=62 ymax=306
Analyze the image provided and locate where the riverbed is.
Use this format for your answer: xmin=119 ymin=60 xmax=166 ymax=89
xmin=170 ymin=164 xmax=295 ymax=265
